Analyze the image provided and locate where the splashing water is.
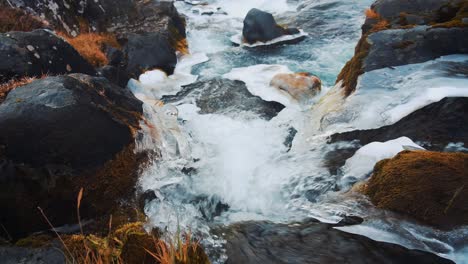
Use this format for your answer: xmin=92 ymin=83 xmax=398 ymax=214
xmin=129 ymin=0 xmax=468 ymax=263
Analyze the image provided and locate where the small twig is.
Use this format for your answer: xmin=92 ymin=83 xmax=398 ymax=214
xmin=445 ymin=185 xmax=465 ymax=214
xmin=0 ymin=223 xmax=12 ymax=241
xmin=37 ymin=207 xmax=74 ymax=263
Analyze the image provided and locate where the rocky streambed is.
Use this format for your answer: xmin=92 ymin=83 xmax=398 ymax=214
xmin=0 ymin=0 xmax=467 ymax=263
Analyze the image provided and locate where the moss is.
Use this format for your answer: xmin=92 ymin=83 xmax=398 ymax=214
xmin=0 ymin=7 xmax=46 ymax=33
xmin=432 ymin=1 xmax=468 ymax=28
xmin=365 ymin=151 xmax=468 ymax=229
xmin=61 ymin=32 xmax=121 ymax=67
xmin=336 ymin=8 xmax=390 ymax=96
xmin=15 ymin=234 xmax=53 ymax=248
xmin=335 ymin=35 xmax=371 ymax=96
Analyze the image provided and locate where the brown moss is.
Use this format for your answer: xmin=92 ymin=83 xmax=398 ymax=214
xmin=365 ymin=8 xmax=380 ymax=20
xmin=15 ymin=234 xmax=53 ymax=248
xmin=0 ymin=7 xmax=47 ymax=33
xmin=61 ymin=32 xmax=121 ymax=67
xmin=432 ymin=1 xmax=468 ymax=28
xmin=335 ymin=35 xmax=371 ymax=96
xmin=336 ymin=8 xmax=390 ymax=96
xmin=365 ymin=150 xmax=468 ymax=229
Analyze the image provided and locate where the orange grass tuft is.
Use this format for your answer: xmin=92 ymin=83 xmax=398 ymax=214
xmin=61 ymin=33 xmax=121 ymax=67
xmin=365 ymin=8 xmax=381 ymax=19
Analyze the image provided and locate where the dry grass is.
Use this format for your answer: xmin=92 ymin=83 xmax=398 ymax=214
xmin=0 ymin=7 xmax=47 ymax=33
xmin=36 ymin=189 xmax=209 ymax=264
xmin=0 ymin=76 xmax=36 ymax=103
xmin=61 ymin=33 xmax=121 ymax=67
xmin=365 ymin=8 xmax=380 ymax=19
xmin=146 ymin=231 xmax=209 ymax=264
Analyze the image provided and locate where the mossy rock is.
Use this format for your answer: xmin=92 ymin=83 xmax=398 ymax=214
xmin=365 ymin=150 xmax=468 ymax=229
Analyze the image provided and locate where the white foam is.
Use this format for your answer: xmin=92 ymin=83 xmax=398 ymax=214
xmin=130 ymin=53 xmax=209 ymax=100
xmin=230 ymin=30 xmax=308 ymax=47
xmin=340 ymin=137 xmax=423 ymax=185
xmin=223 ymin=64 xmax=296 ymax=107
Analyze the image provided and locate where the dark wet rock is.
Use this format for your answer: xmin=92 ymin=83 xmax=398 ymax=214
xmin=124 ymin=32 xmax=177 ymax=78
xmin=97 ymin=65 xmax=130 ymax=87
xmin=337 ymin=215 xmax=364 ymax=226
xmin=0 ymin=29 xmax=95 ymax=82
xmin=193 ymin=195 xmax=229 ymax=221
xmin=323 ymin=145 xmax=360 ymax=175
xmin=138 ymin=190 xmax=158 ymax=211
xmin=0 ymin=74 xmax=145 ymax=239
xmin=162 ymin=78 xmax=285 ymax=120
xmin=242 ymin=8 xmax=299 ymax=44
xmin=363 ymin=26 xmax=468 ymax=73
xmin=336 ymin=0 xmax=468 ymax=95
xmin=283 ymin=127 xmax=297 ymax=151
xmin=224 ymin=220 xmax=453 ymax=264
xmin=329 ymin=97 xmax=468 ymax=151
xmin=371 ymin=0 xmax=453 ymax=25
xmin=0 ymin=246 xmax=65 ymax=264
xmin=366 ymin=151 xmax=468 ymax=229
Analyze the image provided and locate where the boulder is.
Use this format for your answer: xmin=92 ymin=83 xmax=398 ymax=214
xmin=224 ymin=220 xmax=453 ymax=264
xmin=336 ymin=0 xmax=468 ymax=95
xmin=0 ymin=74 xmax=145 ymax=238
xmin=329 ymin=97 xmax=468 ymax=150
xmin=242 ymin=8 xmax=299 ymax=44
xmin=365 ymin=150 xmax=468 ymax=229
xmin=0 ymin=246 xmax=65 ymax=264
xmin=0 ymin=29 xmax=96 ymax=83
xmin=270 ymin=72 xmax=321 ymax=103
xmin=124 ymin=32 xmax=178 ymax=78
xmin=162 ymin=78 xmax=285 ymax=120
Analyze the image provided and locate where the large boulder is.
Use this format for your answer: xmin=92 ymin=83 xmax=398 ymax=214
xmin=162 ymin=78 xmax=285 ymax=120
xmin=224 ymin=220 xmax=453 ymax=264
xmin=0 ymin=29 xmax=96 ymax=82
xmin=124 ymin=32 xmax=178 ymax=78
xmin=242 ymin=8 xmax=300 ymax=44
xmin=0 ymin=74 xmax=145 ymax=238
xmin=365 ymin=150 xmax=468 ymax=229
xmin=329 ymin=97 xmax=468 ymax=150
xmin=270 ymin=72 xmax=321 ymax=103
xmin=325 ymin=97 xmax=468 ymax=175
xmin=336 ymin=0 xmax=468 ymax=95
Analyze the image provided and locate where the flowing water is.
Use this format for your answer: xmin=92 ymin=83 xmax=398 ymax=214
xmin=128 ymin=0 xmax=468 ymax=263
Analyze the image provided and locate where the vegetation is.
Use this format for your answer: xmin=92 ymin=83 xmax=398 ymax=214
xmin=364 ymin=150 xmax=468 ymax=229
xmin=432 ymin=1 xmax=468 ymax=28
xmin=0 ymin=7 xmax=46 ymax=33
xmin=336 ymin=8 xmax=389 ymax=96
xmin=61 ymin=33 xmax=121 ymax=67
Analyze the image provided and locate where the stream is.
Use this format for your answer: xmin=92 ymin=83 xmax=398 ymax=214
xmin=127 ymin=0 xmax=468 ymax=263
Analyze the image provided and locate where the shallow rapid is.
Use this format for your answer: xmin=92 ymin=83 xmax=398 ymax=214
xmin=128 ymin=0 xmax=468 ymax=263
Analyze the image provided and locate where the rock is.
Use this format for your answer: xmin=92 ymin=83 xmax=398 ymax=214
xmin=270 ymin=72 xmax=321 ymax=103
xmin=0 ymin=29 xmax=95 ymax=82
xmin=365 ymin=150 xmax=468 ymax=229
xmin=0 ymin=74 xmax=145 ymax=238
xmin=242 ymin=8 xmax=299 ymax=44
xmin=224 ymin=220 xmax=453 ymax=264
xmin=363 ymin=26 xmax=468 ymax=73
xmin=162 ymin=78 xmax=285 ymax=120
xmin=329 ymin=97 xmax=468 ymax=151
xmin=336 ymin=0 xmax=468 ymax=95
xmin=0 ymin=246 xmax=65 ymax=264
xmin=124 ymin=32 xmax=178 ymax=78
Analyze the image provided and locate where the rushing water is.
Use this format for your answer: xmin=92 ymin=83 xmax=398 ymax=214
xmin=128 ymin=0 xmax=468 ymax=263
